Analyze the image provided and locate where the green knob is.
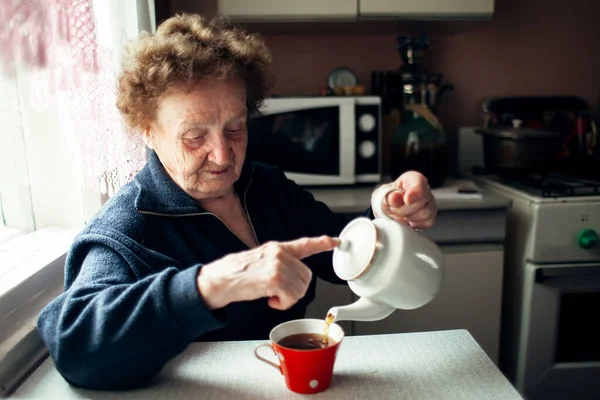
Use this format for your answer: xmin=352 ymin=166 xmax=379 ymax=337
xmin=578 ymin=229 xmax=598 ymax=249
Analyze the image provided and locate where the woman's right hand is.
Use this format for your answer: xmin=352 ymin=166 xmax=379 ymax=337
xmin=196 ymin=236 xmax=339 ymax=311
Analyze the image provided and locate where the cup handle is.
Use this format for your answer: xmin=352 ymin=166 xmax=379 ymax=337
xmin=254 ymin=343 xmax=282 ymax=374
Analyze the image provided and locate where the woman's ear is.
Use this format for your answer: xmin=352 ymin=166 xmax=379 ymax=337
xmin=142 ymin=126 xmax=154 ymax=149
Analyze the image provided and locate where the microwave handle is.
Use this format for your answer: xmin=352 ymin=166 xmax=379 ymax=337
xmin=535 ymin=265 xmax=600 ymax=283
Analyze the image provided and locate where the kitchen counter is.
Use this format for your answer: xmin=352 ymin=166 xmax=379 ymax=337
xmin=308 ymin=182 xmax=511 ymax=214
xmin=11 ymin=330 xmax=522 ymax=400
xmin=308 ymin=182 xmax=511 ymax=244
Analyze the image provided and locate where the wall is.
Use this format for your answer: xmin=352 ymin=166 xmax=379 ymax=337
xmin=165 ymin=0 xmax=600 ymax=171
xmin=262 ymin=0 xmax=600 ymax=171
xmin=262 ymin=0 xmax=600 ymax=129
xmin=264 ymin=33 xmax=399 ymax=96
xmin=430 ymin=0 xmax=600 ymax=135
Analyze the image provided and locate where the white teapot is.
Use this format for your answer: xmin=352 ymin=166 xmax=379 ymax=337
xmin=327 ymin=186 xmax=446 ymax=322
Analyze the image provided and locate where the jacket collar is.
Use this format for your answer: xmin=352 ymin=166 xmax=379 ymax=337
xmin=134 ymin=150 xmax=253 ymax=215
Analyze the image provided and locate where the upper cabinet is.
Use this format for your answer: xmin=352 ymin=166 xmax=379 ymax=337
xmin=217 ymin=0 xmax=357 ymax=21
xmin=359 ymin=0 xmax=495 ymax=20
xmin=216 ymin=0 xmax=494 ymax=22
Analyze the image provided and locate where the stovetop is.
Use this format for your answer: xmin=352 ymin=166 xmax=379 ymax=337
xmin=472 ymin=169 xmax=600 ymax=198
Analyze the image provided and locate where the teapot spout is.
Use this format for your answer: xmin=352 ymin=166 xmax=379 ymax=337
xmin=327 ymin=298 xmax=395 ymax=323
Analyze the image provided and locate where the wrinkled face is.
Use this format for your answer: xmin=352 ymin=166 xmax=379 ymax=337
xmin=147 ymin=77 xmax=248 ymax=202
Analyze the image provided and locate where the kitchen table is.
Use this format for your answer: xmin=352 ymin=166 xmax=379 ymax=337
xmin=11 ymin=329 xmax=522 ymax=399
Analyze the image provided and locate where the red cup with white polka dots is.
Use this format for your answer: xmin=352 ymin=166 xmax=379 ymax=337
xmin=254 ymin=318 xmax=345 ymax=394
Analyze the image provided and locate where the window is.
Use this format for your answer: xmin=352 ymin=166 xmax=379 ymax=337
xmin=0 ymin=0 xmax=155 ymax=394
xmin=0 ymin=0 xmax=155 ymax=239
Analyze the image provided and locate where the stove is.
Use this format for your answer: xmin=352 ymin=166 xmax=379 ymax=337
xmin=470 ymin=169 xmax=600 ymax=204
xmin=470 ymin=170 xmax=600 ymax=400
xmin=488 ymin=173 xmax=600 ymax=198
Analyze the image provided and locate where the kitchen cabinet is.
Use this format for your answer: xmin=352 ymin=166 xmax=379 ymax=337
xmin=353 ymin=244 xmax=504 ymax=365
xmin=215 ymin=0 xmax=493 ymax=22
xmin=217 ymin=0 xmax=357 ymax=21
xmin=359 ymin=0 xmax=494 ymax=19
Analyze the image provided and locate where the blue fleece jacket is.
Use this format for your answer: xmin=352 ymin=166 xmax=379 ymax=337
xmin=37 ymin=151 xmax=371 ymax=390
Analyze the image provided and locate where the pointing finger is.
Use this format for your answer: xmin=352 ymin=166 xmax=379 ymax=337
xmin=279 ymin=236 xmax=339 ymax=260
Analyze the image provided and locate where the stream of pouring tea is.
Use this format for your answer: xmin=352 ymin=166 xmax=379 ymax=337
xmin=306 ymin=312 xmax=335 ymax=348
xmin=323 ymin=312 xmax=334 ymax=345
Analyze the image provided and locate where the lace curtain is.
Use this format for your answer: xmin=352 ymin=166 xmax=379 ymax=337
xmin=0 ymin=0 xmax=147 ymax=199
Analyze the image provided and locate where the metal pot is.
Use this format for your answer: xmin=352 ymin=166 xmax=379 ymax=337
xmin=475 ymin=128 xmax=562 ymax=172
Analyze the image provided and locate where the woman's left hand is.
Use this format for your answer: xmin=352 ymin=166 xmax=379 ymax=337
xmin=375 ymin=171 xmax=437 ymax=229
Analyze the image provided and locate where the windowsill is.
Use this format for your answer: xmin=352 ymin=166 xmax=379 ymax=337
xmin=0 ymin=227 xmax=78 ymax=395
xmin=0 ymin=226 xmax=26 ymax=247
xmin=0 ymin=227 xmax=78 ymax=295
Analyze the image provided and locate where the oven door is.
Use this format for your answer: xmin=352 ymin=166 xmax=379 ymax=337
xmin=520 ymin=262 xmax=600 ymax=400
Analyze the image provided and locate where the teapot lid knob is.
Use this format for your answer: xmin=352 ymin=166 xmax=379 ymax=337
xmin=333 ymin=217 xmax=379 ymax=281
xmin=338 ymin=237 xmax=351 ymax=251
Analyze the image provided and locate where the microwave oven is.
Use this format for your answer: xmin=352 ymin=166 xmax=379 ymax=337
xmin=246 ymin=96 xmax=382 ymax=186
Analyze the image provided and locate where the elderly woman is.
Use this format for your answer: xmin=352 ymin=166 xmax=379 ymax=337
xmin=37 ymin=14 xmax=436 ymax=390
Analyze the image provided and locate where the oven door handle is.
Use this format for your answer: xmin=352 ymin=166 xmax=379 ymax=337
xmin=535 ymin=265 xmax=600 ymax=282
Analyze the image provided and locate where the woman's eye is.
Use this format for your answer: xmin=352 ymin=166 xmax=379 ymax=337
xmin=225 ymin=122 xmax=246 ymax=133
xmin=184 ymin=131 xmax=205 ymax=139
xmin=227 ymin=128 xmax=243 ymax=136
xmin=183 ymin=135 xmax=205 ymax=146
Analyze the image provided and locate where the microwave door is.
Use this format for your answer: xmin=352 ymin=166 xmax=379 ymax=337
xmin=247 ymin=98 xmax=355 ymax=185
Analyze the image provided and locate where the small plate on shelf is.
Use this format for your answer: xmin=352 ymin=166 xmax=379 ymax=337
xmin=328 ymin=67 xmax=357 ymax=90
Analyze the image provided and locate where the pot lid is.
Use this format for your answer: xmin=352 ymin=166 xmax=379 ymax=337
xmin=475 ymin=128 xmax=561 ymax=140
xmin=333 ymin=218 xmax=379 ymax=281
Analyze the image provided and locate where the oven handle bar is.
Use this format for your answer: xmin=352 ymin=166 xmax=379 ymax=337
xmin=535 ymin=265 xmax=600 ymax=283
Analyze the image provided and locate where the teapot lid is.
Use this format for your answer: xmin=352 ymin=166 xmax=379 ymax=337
xmin=333 ymin=218 xmax=379 ymax=281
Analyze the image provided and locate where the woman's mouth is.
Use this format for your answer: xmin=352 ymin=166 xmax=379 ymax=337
xmin=208 ymin=167 xmax=229 ymax=176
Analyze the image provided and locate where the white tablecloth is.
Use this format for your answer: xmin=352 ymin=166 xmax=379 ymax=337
xmin=11 ymin=329 xmax=523 ymax=399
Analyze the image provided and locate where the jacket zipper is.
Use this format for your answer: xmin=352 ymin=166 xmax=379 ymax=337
xmin=243 ymin=175 xmax=259 ymax=247
xmin=138 ymin=177 xmax=258 ymax=249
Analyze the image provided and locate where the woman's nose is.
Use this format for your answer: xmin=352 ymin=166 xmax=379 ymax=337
xmin=208 ymin=134 xmax=232 ymax=165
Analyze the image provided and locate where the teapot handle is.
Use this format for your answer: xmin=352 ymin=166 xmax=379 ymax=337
xmin=371 ymin=185 xmax=405 ymax=221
